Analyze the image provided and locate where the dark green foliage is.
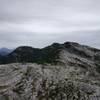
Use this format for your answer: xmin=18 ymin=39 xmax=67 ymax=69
xmin=96 ymin=63 xmax=100 ymax=73
xmin=39 ymin=43 xmax=63 ymax=64
xmin=94 ymin=55 xmax=100 ymax=61
xmin=1 ymin=44 xmax=63 ymax=65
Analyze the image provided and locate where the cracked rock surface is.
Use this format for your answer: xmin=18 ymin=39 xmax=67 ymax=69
xmin=0 ymin=62 xmax=100 ymax=100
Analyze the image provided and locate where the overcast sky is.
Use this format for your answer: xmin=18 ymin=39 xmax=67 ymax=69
xmin=0 ymin=0 xmax=100 ymax=48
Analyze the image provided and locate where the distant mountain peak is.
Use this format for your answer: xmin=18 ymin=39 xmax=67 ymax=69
xmin=0 ymin=47 xmax=12 ymax=56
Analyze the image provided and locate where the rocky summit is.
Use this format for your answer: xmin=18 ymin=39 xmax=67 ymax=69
xmin=0 ymin=42 xmax=100 ymax=100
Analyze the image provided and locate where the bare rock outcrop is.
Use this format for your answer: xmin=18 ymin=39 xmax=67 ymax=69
xmin=0 ymin=42 xmax=100 ymax=100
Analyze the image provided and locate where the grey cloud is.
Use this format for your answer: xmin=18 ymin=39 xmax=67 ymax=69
xmin=0 ymin=0 xmax=100 ymax=22
xmin=0 ymin=0 xmax=100 ymax=48
xmin=0 ymin=31 xmax=100 ymax=49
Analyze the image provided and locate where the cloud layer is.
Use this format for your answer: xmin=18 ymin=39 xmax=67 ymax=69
xmin=0 ymin=0 xmax=100 ymax=48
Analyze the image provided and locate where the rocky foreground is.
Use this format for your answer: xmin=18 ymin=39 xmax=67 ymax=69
xmin=0 ymin=42 xmax=100 ymax=100
xmin=0 ymin=62 xmax=100 ymax=100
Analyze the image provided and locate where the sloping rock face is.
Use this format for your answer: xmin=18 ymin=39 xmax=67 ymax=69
xmin=0 ymin=62 xmax=100 ymax=100
xmin=0 ymin=42 xmax=100 ymax=100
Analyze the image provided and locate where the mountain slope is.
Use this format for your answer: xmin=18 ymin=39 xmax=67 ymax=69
xmin=4 ymin=43 xmax=63 ymax=64
xmin=1 ymin=42 xmax=100 ymax=65
xmin=0 ymin=42 xmax=100 ymax=100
